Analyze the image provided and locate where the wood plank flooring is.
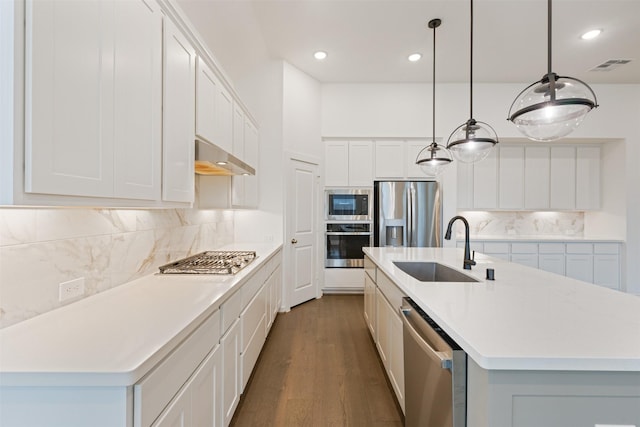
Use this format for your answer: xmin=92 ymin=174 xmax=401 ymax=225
xmin=230 ymin=295 xmax=404 ymax=427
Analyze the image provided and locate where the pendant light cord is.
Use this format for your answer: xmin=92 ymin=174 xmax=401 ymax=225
xmin=469 ymin=0 xmax=474 ymax=120
xmin=547 ymin=0 xmax=552 ymax=76
xmin=432 ymin=21 xmax=436 ymax=144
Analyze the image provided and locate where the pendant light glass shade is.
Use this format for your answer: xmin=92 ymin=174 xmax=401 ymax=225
xmin=446 ymin=0 xmax=498 ymax=163
xmin=508 ymin=0 xmax=598 ymax=141
xmin=447 ymin=119 xmax=498 ymax=163
xmin=416 ymin=141 xmax=453 ymax=177
xmin=508 ymin=73 xmax=598 ymax=141
xmin=415 ymin=18 xmax=452 ymax=176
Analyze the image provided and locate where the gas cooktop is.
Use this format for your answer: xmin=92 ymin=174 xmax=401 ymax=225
xmin=158 ymin=251 xmax=257 ymax=275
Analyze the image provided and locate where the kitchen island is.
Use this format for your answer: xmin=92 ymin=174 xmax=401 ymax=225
xmin=364 ymin=247 xmax=640 ymax=427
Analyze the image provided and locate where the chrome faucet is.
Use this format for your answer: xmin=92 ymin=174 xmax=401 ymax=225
xmin=444 ymin=215 xmax=476 ymax=270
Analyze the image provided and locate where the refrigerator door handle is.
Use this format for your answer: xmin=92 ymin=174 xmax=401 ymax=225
xmin=407 ymin=186 xmax=414 ymax=247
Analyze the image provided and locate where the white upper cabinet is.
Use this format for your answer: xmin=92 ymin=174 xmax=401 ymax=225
xmin=524 ymin=146 xmax=550 ymax=210
xmin=162 ymin=18 xmax=196 ymax=203
xmin=576 ymin=146 xmax=601 ymax=210
xmin=473 ymin=148 xmax=498 ymax=209
xmin=195 ymin=58 xmax=233 ymax=154
xmin=406 ymin=140 xmax=432 ymax=179
xmin=324 ymin=140 xmax=373 ymax=187
xmin=348 ymin=141 xmax=374 ymax=186
xmin=26 ymin=0 xmax=117 ymax=198
xmin=374 ymin=140 xmax=405 ymax=179
xmin=23 ymin=0 xmax=173 ymax=203
xmin=498 ymin=146 xmax=524 ymax=209
xmin=550 ymin=146 xmax=576 ymax=210
xmin=456 ymin=144 xmax=601 ymax=211
xmin=232 ymin=118 xmax=259 ymax=208
xmin=232 ymin=104 xmax=245 ymax=159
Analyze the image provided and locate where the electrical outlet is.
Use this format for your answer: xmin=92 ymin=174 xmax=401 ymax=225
xmin=59 ymin=277 xmax=85 ymax=302
xmin=265 ymin=235 xmax=274 ymax=243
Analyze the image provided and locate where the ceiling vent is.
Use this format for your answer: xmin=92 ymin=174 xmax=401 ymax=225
xmin=589 ymin=59 xmax=633 ymax=72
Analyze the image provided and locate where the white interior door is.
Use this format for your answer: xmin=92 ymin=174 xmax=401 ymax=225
xmin=285 ymin=156 xmax=319 ymax=308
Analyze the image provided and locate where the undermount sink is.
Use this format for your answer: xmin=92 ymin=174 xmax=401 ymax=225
xmin=393 ymin=261 xmax=479 ymax=283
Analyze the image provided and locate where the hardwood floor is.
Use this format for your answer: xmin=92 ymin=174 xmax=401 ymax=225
xmin=230 ymin=294 xmax=404 ymax=427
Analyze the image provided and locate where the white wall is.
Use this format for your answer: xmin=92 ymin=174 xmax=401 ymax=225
xmin=321 ymin=83 xmax=640 ymax=293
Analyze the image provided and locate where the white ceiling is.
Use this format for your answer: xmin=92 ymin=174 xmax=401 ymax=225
xmin=177 ymin=0 xmax=640 ymax=84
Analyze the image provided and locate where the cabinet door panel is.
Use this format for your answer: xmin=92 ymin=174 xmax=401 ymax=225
xmin=375 ymin=288 xmax=390 ymax=369
xmin=566 ymin=255 xmax=593 ymax=283
xmin=324 ymin=142 xmax=349 ymax=186
xmin=473 ymin=148 xmax=498 ymax=209
xmin=113 ymin=0 xmax=161 ymax=200
xmin=524 ymin=146 xmax=550 ymax=209
xmin=457 ymin=161 xmax=474 ymax=210
xmin=152 ymin=385 xmax=191 ymax=427
xmin=390 ymin=309 xmax=405 ymax=413
xmin=375 ymin=141 xmax=405 ymax=179
xmin=576 ymin=146 xmax=601 ymax=210
xmin=162 ymin=18 xmax=195 ymax=203
xmin=539 ymin=254 xmax=565 ymax=276
xmin=191 ymin=347 xmax=221 ymax=427
xmin=510 ymin=254 xmax=538 ymax=269
xmin=348 ymin=141 xmax=373 ymax=186
xmin=593 ymin=254 xmax=619 ymax=289
xmin=499 ymin=146 xmax=524 ymax=209
xmin=550 ymin=147 xmax=576 ymax=210
xmin=407 ymin=140 xmax=429 ymax=179
xmin=221 ymin=319 xmax=241 ymax=427
xmin=195 ymin=59 xmax=217 ymax=145
xmin=26 ymin=0 xmax=114 ymax=197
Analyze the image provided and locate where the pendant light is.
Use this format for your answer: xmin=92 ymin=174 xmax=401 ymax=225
xmin=446 ymin=0 xmax=498 ymax=164
xmin=508 ymin=0 xmax=598 ymax=141
xmin=416 ymin=18 xmax=453 ymax=177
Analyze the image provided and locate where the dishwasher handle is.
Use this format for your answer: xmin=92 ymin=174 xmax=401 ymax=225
xmin=400 ymin=307 xmax=452 ymax=370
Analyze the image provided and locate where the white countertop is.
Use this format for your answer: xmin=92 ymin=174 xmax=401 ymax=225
xmin=457 ymin=235 xmax=624 ymax=242
xmin=0 ymin=243 xmax=282 ymax=387
xmin=364 ymin=247 xmax=640 ymax=372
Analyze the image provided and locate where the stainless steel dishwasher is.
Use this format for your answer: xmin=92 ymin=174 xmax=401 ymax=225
xmin=401 ymin=297 xmax=467 ymax=427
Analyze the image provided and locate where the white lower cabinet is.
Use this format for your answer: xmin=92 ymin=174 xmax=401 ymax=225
xmin=221 ymin=318 xmax=241 ymax=427
xmin=459 ymin=240 xmax=622 ymax=290
xmin=365 ymin=256 xmax=405 ymax=413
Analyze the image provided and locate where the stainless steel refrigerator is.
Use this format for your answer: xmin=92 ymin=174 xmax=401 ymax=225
xmin=374 ymin=181 xmax=442 ymax=247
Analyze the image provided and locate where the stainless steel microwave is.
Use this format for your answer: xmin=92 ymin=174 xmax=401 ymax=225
xmin=325 ymin=189 xmax=372 ymax=221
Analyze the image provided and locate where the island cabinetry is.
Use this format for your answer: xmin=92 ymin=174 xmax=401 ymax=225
xmin=363 ymin=255 xmax=405 ymax=413
xmin=467 ymin=358 xmax=640 ymax=427
xmin=324 ymin=140 xmax=373 ymax=187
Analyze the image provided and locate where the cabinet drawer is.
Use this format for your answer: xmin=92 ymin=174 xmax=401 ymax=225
xmin=241 ymin=284 xmax=266 ymax=352
xmin=511 ymin=243 xmax=538 ymax=254
xmin=377 ymin=271 xmax=405 ymax=312
xmin=241 ymin=273 xmax=263 ymax=309
xmin=510 ymin=254 xmax=538 ymax=268
xmin=221 ymin=290 xmax=242 ymax=334
xmin=458 ymin=241 xmax=484 ymax=253
xmin=240 ymin=314 xmax=266 ymax=391
xmin=566 ymin=243 xmax=593 ymax=254
xmin=594 ymin=243 xmax=619 ymax=254
xmin=538 ymin=243 xmax=564 ymax=254
xmin=364 ymin=255 xmax=376 ymax=282
xmin=134 ymin=309 xmax=220 ymax=427
xmin=483 ymin=242 xmax=509 ymax=254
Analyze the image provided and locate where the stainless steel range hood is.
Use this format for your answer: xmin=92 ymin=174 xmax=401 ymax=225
xmin=195 ymin=139 xmax=255 ymax=176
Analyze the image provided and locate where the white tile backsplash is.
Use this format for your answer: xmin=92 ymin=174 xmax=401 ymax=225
xmin=0 ymin=208 xmax=234 ymax=328
xmin=457 ymin=211 xmax=585 ymax=237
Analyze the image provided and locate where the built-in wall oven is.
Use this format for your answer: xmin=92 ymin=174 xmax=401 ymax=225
xmin=325 ymin=223 xmax=372 ymax=268
xmin=325 ymin=189 xmax=372 ymax=221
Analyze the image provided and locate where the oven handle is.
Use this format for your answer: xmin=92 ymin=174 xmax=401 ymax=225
xmin=325 ymin=232 xmax=372 ymax=236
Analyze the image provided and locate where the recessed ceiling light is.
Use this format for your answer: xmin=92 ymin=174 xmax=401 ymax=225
xmin=581 ymin=29 xmax=602 ymax=40
xmin=408 ymin=53 xmax=422 ymax=62
xmin=314 ymin=51 xmax=327 ymax=60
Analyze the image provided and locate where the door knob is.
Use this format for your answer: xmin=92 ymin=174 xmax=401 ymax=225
xmin=291 ymin=238 xmax=298 ymax=244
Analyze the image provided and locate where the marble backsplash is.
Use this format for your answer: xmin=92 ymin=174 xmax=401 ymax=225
xmin=456 ymin=211 xmax=584 ymax=237
xmin=0 ymin=208 xmax=234 ymax=328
